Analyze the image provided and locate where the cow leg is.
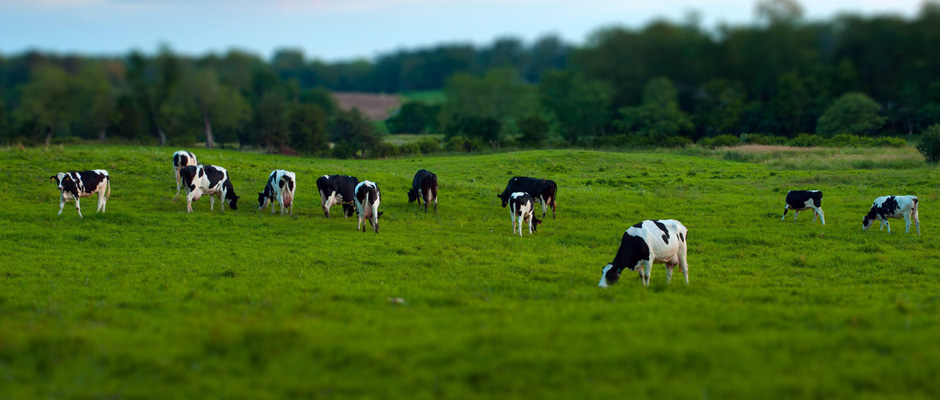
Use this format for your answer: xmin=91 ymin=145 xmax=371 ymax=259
xmin=58 ymin=193 xmax=66 ymax=215
xmin=539 ymin=196 xmax=547 ymax=218
xmin=814 ymin=207 xmax=825 ymax=225
xmin=174 ymin=170 xmax=182 ymax=200
xmin=793 ymin=210 xmax=799 ymax=221
xmin=905 ymin=213 xmax=912 ymax=234
xmin=885 ymin=220 xmax=891 ymax=233
xmin=96 ymin=192 xmax=104 ymax=213
xmin=528 ymin=214 xmax=533 ymax=234
xmin=781 ymin=205 xmax=789 ymax=220
xmin=75 ymin=197 xmax=83 ymax=218
xmin=666 ymin=263 xmax=675 ymax=284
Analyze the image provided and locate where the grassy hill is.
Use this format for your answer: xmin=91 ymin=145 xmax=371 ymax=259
xmin=1 ymin=145 xmax=938 ymax=399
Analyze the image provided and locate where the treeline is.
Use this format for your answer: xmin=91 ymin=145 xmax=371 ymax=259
xmin=2 ymin=0 xmax=940 ymax=155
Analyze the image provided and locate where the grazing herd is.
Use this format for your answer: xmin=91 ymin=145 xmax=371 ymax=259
xmin=49 ymin=150 xmax=924 ymax=286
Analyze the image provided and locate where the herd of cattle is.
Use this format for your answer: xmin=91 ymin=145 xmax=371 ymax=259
xmin=48 ymin=150 xmax=923 ymax=287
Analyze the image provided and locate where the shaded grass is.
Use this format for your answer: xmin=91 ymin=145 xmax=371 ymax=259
xmin=1 ymin=146 xmax=939 ymax=399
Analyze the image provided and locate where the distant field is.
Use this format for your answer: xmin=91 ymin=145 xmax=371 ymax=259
xmin=1 ymin=146 xmax=939 ymax=399
xmin=401 ymin=90 xmax=445 ymax=104
xmin=384 ymin=133 xmax=445 ymax=145
xmin=332 ymin=91 xmax=401 ymax=121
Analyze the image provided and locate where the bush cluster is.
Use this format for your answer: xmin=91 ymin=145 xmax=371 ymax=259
xmin=697 ymin=133 xmax=905 ymax=149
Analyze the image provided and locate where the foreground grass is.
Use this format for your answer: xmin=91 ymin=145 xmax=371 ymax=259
xmin=1 ymin=145 xmax=939 ymax=399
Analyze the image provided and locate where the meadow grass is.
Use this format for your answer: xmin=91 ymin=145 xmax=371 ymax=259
xmin=1 ymin=145 xmax=939 ymax=399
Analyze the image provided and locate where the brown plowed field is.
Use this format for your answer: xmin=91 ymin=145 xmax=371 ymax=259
xmin=332 ymin=92 xmax=401 ymax=121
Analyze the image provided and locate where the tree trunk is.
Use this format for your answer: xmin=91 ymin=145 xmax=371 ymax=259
xmin=204 ymin=112 xmax=215 ymax=149
xmin=43 ymin=126 xmax=53 ymax=147
xmin=98 ymin=127 xmax=107 ymax=142
xmin=158 ymin=128 xmax=166 ymax=146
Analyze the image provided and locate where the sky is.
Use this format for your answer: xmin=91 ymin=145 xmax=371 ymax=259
xmin=0 ymin=0 xmax=926 ymax=62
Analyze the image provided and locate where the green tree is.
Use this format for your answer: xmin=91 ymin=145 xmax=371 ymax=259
xmin=539 ymin=70 xmax=612 ymax=144
xmin=254 ymin=92 xmax=289 ymax=151
xmin=14 ymin=64 xmax=72 ymax=145
xmin=386 ymin=102 xmax=433 ymax=134
xmin=694 ymin=79 xmax=746 ymax=138
xmin=288 ymin=103 xmax=328 ymax=154
xmin=438 ymin=69 xmax=536 ymax=144
xmin=816 ymin=92 xmax=886 ymax=136
xmin=615 ymin=77 xmax=693 ymax=139
xmin=770 ymin=72 xmax=811 ymax=136
xmin=516 ymin=115 xmax=550 ymax=147
xmin=917 ymin=124 xmax=940 ymax=163
xmin=72 ymin=62 xmax=119 ymax=141
xmin=330 ymin=108 xmax=382 ymax=157
xmin=182 ymin=68 xmax=249 ymax=148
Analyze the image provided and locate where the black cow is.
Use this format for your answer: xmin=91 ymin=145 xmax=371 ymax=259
xmin=497 ymin=177 xmax=557 ymax=219
xmin=51 ymin=170 xmax=111 ymax=218
xmin=317 ymin=174 xmax=359 ymax=218
xmin=179 ymin=165 xmax=239 ymax=213
xmin=781 ymin=190 xmax=825 ymax=225
xmin=508 ymin=192 xmax=542 ymax=236
xmin=408 ymin=169 xmax=438 ymax=213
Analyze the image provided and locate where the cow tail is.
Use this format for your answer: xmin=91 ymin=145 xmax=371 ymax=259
xmin=106 ymin=175 xmax=112 ymax=200
xmin=913 ymin=197 xmax=919 ymax=220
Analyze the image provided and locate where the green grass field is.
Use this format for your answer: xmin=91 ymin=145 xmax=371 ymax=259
xmin=1 ymin=145 xmax=939 ymax=399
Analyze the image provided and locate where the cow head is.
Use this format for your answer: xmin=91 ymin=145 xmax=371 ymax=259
xmin=531 ymin=217 xmax=543 ymax=232
xmin=408 ymin=189 xmax=418 ymax=203
xmin=496 ymin=193 xmax=509 ymax=207
xmin=862 ymin=211 xmax=877 ymax=230
xmin=57 ymin=174 xmax=79 ymax=195
xmin=227 ymin=195 xmax=240 ymax=210
xmin=598 ymin=264 xmax=622 ymax=288
xmin=258 ymin=192 xmax=269 ymax=210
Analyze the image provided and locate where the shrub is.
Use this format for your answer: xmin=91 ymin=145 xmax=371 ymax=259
xmin=789 ymin=133 xmax=823 ymax=147
xmin=516 ymin=115 xmax=550 ymax=148
xmin=446 ymin=135 xmax=483 ymax=152
xmin=698 ymin=134 xmax=740 ymax=149
xmin=870 ymin=137 xmax=906 ymax=148
xmin=398 ymin=143 xmax=421 ymax=156
xmin=827 ymin=133 xmax=866 ymax=147
xmin=371 ymin=142 xmax=400 ymax=158
xmin=659 ymin=135 xmax=693 ymax=148
xmin=331 ymin=142 xmax=359 ymax=159
xmin=417 ymin=138 xmax=442 ymax=154
xmin=740 ymin=133 xmax=786 ymax=145
xmin=817 ymin=92 xmax=886 ymax=136
xmin=916 ymin=124 xmax=940 ymax=163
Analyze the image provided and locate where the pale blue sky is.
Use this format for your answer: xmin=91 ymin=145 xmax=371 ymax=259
xmin=0 ymin=0 xmax=925 ymax=61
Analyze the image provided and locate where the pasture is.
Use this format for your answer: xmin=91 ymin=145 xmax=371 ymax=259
xmin=1 ymin=145 xmax=939 ymax=399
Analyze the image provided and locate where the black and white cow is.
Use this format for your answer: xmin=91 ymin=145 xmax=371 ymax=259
xmin=316 ymin=175 xmax=359 ymax=218
xmin=354 ymin=180 xmax=383 ymax=233
xmin=508 ymin=192 xmax=542 ymax=236
xmin=598 ymin=220 xmax=689 ymax=288
xmin=408 ymin=169 xmax=438 ymax=213
xmin=781 ymin=190 xmax=825 ymax=225
xmin=497 ymin=177 xmax=557 ymax=219
xmin=179 ymin=165 xmax=239 ymax=213
xmin=172 ymin=150 xmax=198 ymax=200
xmin=258 ymin=169 xmax=296 ymax=215
xmin=863 ymin=195 xmax=920 ymax=234
xmin=51 ymin=170 xmax=111 ymax=218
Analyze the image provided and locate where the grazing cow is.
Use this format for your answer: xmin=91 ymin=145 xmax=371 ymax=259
xmin=408 ymin=169 xmax=438 ymax=213
xmin=316 ymin=175 xmax=359 ymax=218
xmin=497 ymin=177 xmax=557 ymax=219
xmin=863 ymin=195 xmax=920 ymax=234
xmin=598 ymin=220 xmax=689 ymax=288
xmin=258 ymin=169 xmax=296 ymax=215
xmin=51 ymin=170 xmax=111 ymax=218
xmin=508 ymin=192 xmax=542 ymax=236
xmin=781 ymin=190 xmax=825 ymax=225
xmin=355 ymin=181 xmax=383 ymax=233
xmin=179 ymin=165 xmax=239 ymax=213
xmin=172 ymin=150 xmax=198 ymax=200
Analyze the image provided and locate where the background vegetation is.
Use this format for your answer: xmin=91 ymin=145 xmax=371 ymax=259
xmin=1 ymin=145 xmax=939 ymax=398
xmin=3 ymin=0 xmax=940 ymax=154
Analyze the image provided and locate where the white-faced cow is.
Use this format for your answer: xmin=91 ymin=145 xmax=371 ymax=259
xmin=863 ymin=195 xmax=920 ymax=234
xmin=316 ymin=175 xmax=359 ymax=218
xmin=508 ymin=192 xmax=542 ymax=236
xmin=51 ymin=170 xmax=111 ymax=218
xmin=781 ymin=190 xmax=825 ymax=225
xmin=179 ymin=165 xmax=239 ymax=213
xmin=172 ymin=150 xmax=198 ymax=200
xmin=598 ymin=220 xmax=689 ymax=288
xmin=355 ymin=181 xmax=383 ymax=233
xmin=258 ymin=169 xmax=296 ymax=215
xmin=408 ymin=169 xmax=438 ymax=213
xmin=497 ymin=177 xmax=557 ymax=219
